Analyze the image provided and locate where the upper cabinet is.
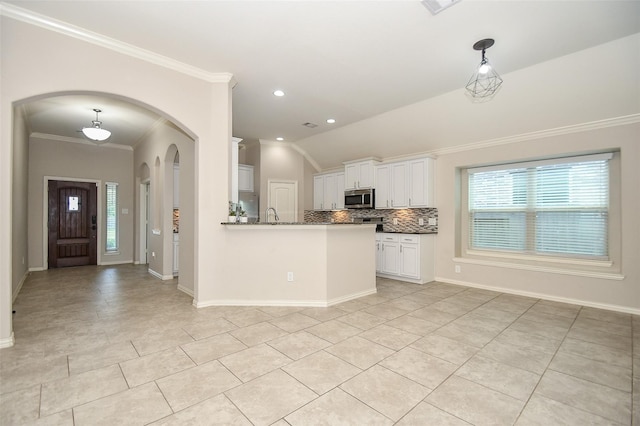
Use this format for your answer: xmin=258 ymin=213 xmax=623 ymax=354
xmin=238 ymin=164 xmax=254 ymax=192
xmin=313 ymin=171 xmax=345 ymax=210
xmin=344 ymin=159 xmax=378 ymax=190
xmin=374 ymin=157 xmax=435 ymax=208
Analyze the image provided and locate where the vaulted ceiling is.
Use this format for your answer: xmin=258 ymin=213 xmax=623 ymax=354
xmin=6 ymin=1 xmax=640 ymax=168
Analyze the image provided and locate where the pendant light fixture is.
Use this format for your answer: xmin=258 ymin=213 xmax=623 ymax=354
xmin=82 ymin=108 xmax=111 ymax=142
xmin=465 ymin=38 xmax=503 ymax=100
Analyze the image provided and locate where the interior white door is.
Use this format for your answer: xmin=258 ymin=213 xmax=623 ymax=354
xmin=268 ymin=180 xmax=297 ymax=222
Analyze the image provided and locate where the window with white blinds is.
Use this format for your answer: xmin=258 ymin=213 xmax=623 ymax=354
xmin=106 ymin=182 xmax=118 ymax=252
xmin=468 ymin=153 xmax=612 ymax=260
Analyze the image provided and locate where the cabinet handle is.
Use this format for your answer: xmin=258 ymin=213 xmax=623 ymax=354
xmin=391 ymin=200 xmax=394 ymax=207
xmin=386 ymin=200 xmax=389 ymax=207
xmin=382 ymin=244 xmax=384 ymax=251
xmin=400 ymin=245 xmax=403 ymax=253
xmin=409 ymin=198 xmax=412 ymax=206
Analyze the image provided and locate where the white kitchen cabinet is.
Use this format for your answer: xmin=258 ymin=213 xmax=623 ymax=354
xmin=407 ymin=158 xmax=434 ymax=207
xmin=238 ymin=164 xmax=254 ymax=192
xmin=313 ymin=171 xmax=345 ymax=210
xmin=399 ymin=234 xmax=419 ymax=279
xmin=375 ymin=233 xmax=435 ymax=284
xmin=344 ymin=160 xmax=377 ymax=190
xmin=375 ymin=234 xmax=382 ymax=273
xmin=373 ymin=157 xmax=435 ymax=209
xmin=391 ymin=162 xmax=408 ymax=208
xmin=380 ymin=234 xmax=400 ymax=275
xmin=374 ymin=165 xmax=390 ymax=209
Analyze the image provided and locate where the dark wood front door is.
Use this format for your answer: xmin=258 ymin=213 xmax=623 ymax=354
xmin=48 ymin=180 xmax=98 ymax=268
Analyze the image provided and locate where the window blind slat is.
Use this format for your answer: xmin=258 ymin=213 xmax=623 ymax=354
xmin=468 ymin=155 xmax=610 ymax=259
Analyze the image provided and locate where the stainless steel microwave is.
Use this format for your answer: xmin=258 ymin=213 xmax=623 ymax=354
xmin=345 ymin=189 xmax=375 ymax=209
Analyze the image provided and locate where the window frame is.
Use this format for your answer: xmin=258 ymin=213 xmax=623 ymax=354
xmin=105 ymin=181 xmax=119 ymax=253
xmin=460 ymin=152 xmax=617 ymax=270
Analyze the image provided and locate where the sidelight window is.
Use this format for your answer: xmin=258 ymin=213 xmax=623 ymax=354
xmin=467 ymin=153 xmax=612 ymax=260
xmin=106 ymin=182 xmax=118 ymax=252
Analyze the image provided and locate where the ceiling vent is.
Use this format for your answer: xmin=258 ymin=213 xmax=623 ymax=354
xmin=302 ymin=122 xmax=318 ymax=128
xmin=421 ymin=0 xmax=461 ymax=15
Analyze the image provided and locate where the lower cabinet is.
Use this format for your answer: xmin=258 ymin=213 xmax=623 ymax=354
xmin=375 ymin=233 xmax=435 ymax=284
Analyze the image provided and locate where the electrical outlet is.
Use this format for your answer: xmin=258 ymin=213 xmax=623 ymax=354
xmin=152 ymin=252 xmax=156 ymax=258
xmin=287 ymin=272 xmax=294 ymax=282
xmin=428 ymin=218 xmax=437 ymax=226
xmin=393 ymin=218 xmax=398 ymax=225
xmin=418 ymin=218 xmax=424 ymax=226
xmin=455 ymin=265 xmax=461 ymax=273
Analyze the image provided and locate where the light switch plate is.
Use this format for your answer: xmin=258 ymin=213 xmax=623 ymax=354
xmin=418 ymin=218 xmax=424 ymax=226
xmin=393 ymin=218 xmax=398 ymax=225
xmin=428 ymin=218 xmax=437 ymax=226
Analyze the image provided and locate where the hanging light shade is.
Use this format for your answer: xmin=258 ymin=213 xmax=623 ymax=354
xmin=465 ymin=39 xmax=503 ymax=100
xmin=82 ymin=108 xmax=111 ymax=142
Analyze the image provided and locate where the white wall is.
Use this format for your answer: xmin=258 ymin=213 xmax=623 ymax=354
xmin=134 ymin=121 xmax=195 ymax=293
xmin=259 ymin=140 xmax=306 ymax=221
xmin=27 ymin=137 xmax=134 ymax=269
xmin=0 ymin=16 xmax=233 ymax=346
xmin=435 ymin=122 xmax=640 ymax=312
xmin=11 ymin=107 xmax=29 ymax=300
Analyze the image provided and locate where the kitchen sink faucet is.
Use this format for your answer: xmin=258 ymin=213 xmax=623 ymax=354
xmin=265 ymin=207 xmax=279 ymax=223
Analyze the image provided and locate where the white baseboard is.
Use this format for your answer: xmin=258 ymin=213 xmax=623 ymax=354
xmin=0 ymin=332 xmax=15 ymax=348
xmin=435 ymin=276 xmax=640 ymax=316
xmin=327 ymin=288 xmax=378 ymax=306
xmin=28 ymin=267 xmax=45 ymax=272
xmin=193 ymin=287 xmax=378 ymax=309
xmin=148 ymin=268 xmax=174 ymax=280
xmin=177 ymin=284 xmax=194 ymax=297
xmin=13 ymin=271 xmax=29 ymax=302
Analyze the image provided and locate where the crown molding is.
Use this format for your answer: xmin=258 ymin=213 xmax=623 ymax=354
xmin=0 ymin=2 xmax=236 ymax=85
xmin=259 ymin=139 xmax=321 ymax=172
xmin=30 ymin=132 xmax=133 ymax=151
xmin=431 ymin=113 xmax=640 ymax=157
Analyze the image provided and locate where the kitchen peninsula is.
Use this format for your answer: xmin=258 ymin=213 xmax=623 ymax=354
xmin=218 ymin=222 xmax=377 ymax=307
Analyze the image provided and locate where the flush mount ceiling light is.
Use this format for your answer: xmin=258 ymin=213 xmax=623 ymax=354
xmin=82 ymin=108 xmax=111 ymax=142
xmin=465 ymin=38 xmax=503 ymax=101
xmin=421 ymin=0 xmax=461 ymax=15
xmin=326 ymin=118 xmax=336 ymax=124
xmin=273 ymin=90 xmax=285 ymax=97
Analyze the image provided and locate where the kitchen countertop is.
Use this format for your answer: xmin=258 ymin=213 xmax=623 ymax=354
xmin=221 ymin=222 xmax=437 ymax=234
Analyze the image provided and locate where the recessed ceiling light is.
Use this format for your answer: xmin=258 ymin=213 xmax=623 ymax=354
xmin=302 ymin=122 xmax=318 ymax=128
xmin=273 ymin=90 xmax=285 ymax=97
xmin=326 ymin=118 xmax=336 ymax=124
xmin=276 ymin=137 xmax=284 ymax=141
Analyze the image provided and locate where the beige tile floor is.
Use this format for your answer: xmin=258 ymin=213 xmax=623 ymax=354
xmin=0 ymin=264 xmax=637 ymax=425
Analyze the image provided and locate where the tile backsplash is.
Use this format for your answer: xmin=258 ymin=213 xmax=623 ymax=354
xmin=304 ymin=208 xmax=438 ymax=233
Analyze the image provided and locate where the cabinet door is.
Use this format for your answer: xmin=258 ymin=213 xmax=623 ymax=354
xmin=381 ymin=241 xmax=399 ymax=274
xmin=324 ymin=173 xmax=336 ymax=210
xmin=335 ymin=173 xmax=345 ymax=209
xmin=399 ymin=242 xmax=419 ymax=279
xmin=358 ymin=162 xmax=374 ymax=188
xmin=375 ymin=165 xmax=390 ymax=209
xmin=345 ymin=164 xmax=358 ymax=190
xmin=391 ymin=162 xmax=408 ymax=208
xmin=238 ymin=165 xmax=254 ymax=192
xmin=313 ymin=175 xmax=325 ymax=210
xmin=408 ymin=158 xmax=432 ymax=207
